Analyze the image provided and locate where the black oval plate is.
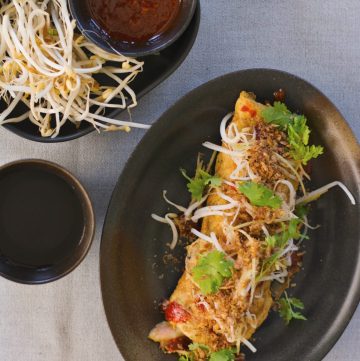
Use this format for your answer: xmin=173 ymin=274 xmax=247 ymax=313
xmin=1 ymin=4 xmax=200 ymax=143
xmin=100 ymin=69 xmax=360 ymax=361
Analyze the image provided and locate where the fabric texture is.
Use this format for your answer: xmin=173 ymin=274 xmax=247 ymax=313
xmin=0 ymin=1 xmax=359 ymax=360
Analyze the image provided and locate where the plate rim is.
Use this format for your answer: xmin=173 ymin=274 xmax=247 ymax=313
xmin=100 ymin=68 xmax=360 ymax=361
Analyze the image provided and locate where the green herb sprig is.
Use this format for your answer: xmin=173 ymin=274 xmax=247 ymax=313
xmin=178 ymin=345 xmax=236 ymax=361
xmin=269 ymin=218 xmax=301 ymax=248
xmin=258 ymin=219 xmax=302 ymax=280
xmin=278 ymin=292 xmax=307 ymax=324
xmin=181 ymin=168 xmax=221 ymax=201
xmin=261 ymin=102 xmax=323 ymax=165
xmin=209 ymin=348 xmax=236 ymax=361
xmin=238 ymin=181 xmax=282 ymax=209
xmin=192 ymin=250 xmax=234 ymax=295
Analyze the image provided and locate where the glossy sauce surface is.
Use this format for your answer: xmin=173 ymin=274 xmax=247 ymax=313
xmin=88 ymin=0 xmax=181 ymax=43
xmin=0 ymin=167 xmax=84 ymax=268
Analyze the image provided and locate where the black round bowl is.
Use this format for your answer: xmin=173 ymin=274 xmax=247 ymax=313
xmin=100 ymin=69 xmax=360 ymax=361
xmin=69 ymin=0 xmax=198 ymax=57
xmin=0 ymin=159 xmax=95 ymax=284
xmin=1 ymin=3 xmax=200 ymax=143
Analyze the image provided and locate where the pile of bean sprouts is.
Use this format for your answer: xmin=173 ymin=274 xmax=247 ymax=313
xmin=0 ymin=0 xmax=149 ymax=138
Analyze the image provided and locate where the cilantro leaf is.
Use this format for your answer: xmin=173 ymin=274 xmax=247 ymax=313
xmin=181 ymin=168 xmax=221 ymax=201
xmin=179 ymin=344 xmax=209 ymax=361
xmin=209 ymin=349 xmax=236 ymax=361
xmin=274 ymin=219 xmax=301 ymax=248
xmin=289 ymin=297 xmax=305 ymax=309
xmin=288 ymin=116 xmax=323 ymax=165
xmin=178 ymin=355 xmax=192 ymax=361
xmin=188 ymin=343 xmax=210 ymax=352
xmin=261 ymin=102 xmax=324 ymax=165
xmin=261 ymin=101 xmax=292 ymax=128
xmin=288 ymin=115 xmax=310 ymax=144
xmin=265 ymin=235 xmax=277 ymax=248
xmin=238 ymin=181 xmax=282 ymax=208
xmin=183 ymin=346 xmax=237 ymax=361
xmin=278 ymin=292 xmax=307 ymax=325
xmin=286 ymin=218 xmax=302 ymax=239
xmin=295 ymin=204 xmax=309 ymax=219
xmin=258 ymin=219 xmax=302 ymax=279
xmin=257 ymin=250 xmax=281 ymax=281
xmin=264 ymin=220 xmax=300 ymax=249
xmin=290 ymin=143 xmax=323 ymax=165
xmin=192 ymin=251 xmax=234 ymax=295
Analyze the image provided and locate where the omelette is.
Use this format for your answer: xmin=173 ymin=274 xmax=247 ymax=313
xmin=148 ymin=91 xmax=354 ymax=361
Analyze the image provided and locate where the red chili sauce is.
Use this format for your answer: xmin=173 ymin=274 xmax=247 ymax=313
xmin=87 ymin=0 xmax=181 ymax=44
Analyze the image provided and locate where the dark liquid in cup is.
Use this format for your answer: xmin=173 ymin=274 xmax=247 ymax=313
xmin=0 ymin=166 xmax=84 ymax=268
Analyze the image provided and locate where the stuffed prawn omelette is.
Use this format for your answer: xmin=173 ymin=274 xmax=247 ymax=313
xmin=149 ymin=91 xmax=355 ymax=361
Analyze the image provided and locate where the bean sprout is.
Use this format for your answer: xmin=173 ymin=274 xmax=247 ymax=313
xmin=0 ymin=0 xmax=148 ymax=137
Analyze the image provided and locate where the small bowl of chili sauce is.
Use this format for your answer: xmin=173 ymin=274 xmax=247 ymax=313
xmin=69 ymin=0 xmax=198 ymax=57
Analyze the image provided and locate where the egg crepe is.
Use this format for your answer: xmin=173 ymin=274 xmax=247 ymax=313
xmin=149 ymin=91 xmax=322 ymax=360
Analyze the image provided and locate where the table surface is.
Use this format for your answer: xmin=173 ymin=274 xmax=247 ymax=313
xmin=0 ymin=1 xmax=359 ymax=360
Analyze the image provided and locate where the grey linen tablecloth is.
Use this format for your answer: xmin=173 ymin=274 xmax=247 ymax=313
xmin=0 ymin=1 xmax=359 ymax=360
